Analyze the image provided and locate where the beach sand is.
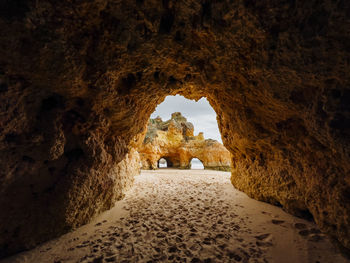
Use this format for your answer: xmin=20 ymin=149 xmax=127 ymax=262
xmin=2 ymin=169 xmax=348 ymax=263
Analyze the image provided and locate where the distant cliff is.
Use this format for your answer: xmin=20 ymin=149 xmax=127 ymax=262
xmin=138 ymin=112 xmax=231 ymax=171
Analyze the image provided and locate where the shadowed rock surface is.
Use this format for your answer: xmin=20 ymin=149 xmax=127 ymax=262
xmin=0 ymin=0 xmax=349 ymax=257
xmin=139 ymin=112 xmax=231 ymax=171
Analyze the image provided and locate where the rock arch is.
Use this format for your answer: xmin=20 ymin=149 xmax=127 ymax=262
xmin=157 ymin=157 xmax=173 ymax=168
xmin=190 ymin=158 xmax=205 ymax=170
xmin=0 ymin=0 xmax=349 ymax=257
xmin=157 ymin=157 xmax=167 ymax=168
xmin=138 ymin=113 xmax=231 ymax=171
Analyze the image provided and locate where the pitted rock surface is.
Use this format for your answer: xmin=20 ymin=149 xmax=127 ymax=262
xmin=0 ymin=0 xmax=349 ymax=257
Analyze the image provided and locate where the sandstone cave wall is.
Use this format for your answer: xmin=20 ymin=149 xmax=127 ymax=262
xmin=0 ymin=0 xmax=349 ymax=257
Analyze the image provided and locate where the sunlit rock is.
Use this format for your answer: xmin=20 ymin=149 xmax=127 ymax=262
xmin=139 ymin=113 xmax=231 ymax=171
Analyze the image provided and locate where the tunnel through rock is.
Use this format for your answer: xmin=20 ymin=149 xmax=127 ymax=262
xmin=158 ymin=157 xmax=175 ymax=169
xmin=190 ymin=158 xmax=205 ymax=170
xmin=0 ymin=0 xmax=349 ymax=258
xmin=158 ymin=158 xmax=168 ymax=168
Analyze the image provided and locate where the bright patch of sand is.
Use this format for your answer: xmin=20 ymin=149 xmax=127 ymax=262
xmin=2 ymin=169 xmax=348 ymax=263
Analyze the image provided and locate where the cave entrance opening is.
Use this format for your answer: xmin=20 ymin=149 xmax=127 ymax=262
xmin=145 ymin=94 xmax=231 ymax=171
xmin=158 ymin=158 xmax=168 ymax=168
xmin=190 ymin=158 xmax=204 ymax=170
xmin=157 ymin=157 xmax=173 ymax=169
xmin=150 ymin=95 xmax=223 ymax=143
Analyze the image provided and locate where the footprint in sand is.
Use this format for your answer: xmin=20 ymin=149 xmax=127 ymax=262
xmin=255 ymin=233 xmax=271 ymax=241
xmin=297 ymin=227 xmax=324 ymax=242
xmin=76 ymin=244 xmax=88 ymax=248
xmin=189 ymin=243 xmax=201 ymax=251
xmin=91 ymin=256 xmax=104 ymax=263
xmin=105 ymin=256 xmax=117 ymax=262
xmin=216 ymin=233 xmax=225 ymax=239
xmin=203 ymin=237 xmax=212 ymax=245
xmin=308 ymin=234 xmax=324 ymax=242
xmin=255 ymin=233 xmax=273 ymax=247
xmin=309 ymin=228 xmax=321 ymax=234
xmin=227 ymin=251 xmax=243 ymax=261
xmin=294 ymin=223 xmax=307 ymax=229
xmin=261 ymin=211 xmax=270 ymax=215
xmin=271 ymin=219 xmax=285 ymax=225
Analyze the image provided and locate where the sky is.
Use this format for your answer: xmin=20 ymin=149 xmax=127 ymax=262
xmin=150 ymin=95 xmax=222 ymax=143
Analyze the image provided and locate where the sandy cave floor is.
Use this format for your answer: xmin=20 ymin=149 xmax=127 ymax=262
xmin=2 ymin=169 xmax=349 ymax=263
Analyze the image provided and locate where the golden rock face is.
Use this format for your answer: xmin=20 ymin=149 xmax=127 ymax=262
xmin=0 ymin=0 xmax=349 ymax=257
xmin=138 ymin=113 xmax=231 ymax=171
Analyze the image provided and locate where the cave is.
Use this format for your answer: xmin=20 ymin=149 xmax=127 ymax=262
xmin=158 ymin=157 xmax=173 ymax=168
xmin=0 ymin=0 xmax=349 ymax=258
xmin=158 ymin=158 xmax=168 ymax=168
xmin=190 ymin=158 xmax=205 ymax=170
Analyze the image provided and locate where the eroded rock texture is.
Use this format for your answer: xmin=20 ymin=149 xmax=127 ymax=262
xmin=0 ymin=0 xmax=349 ymax=257
xmin=139 ymin=112 xmax=231 ymax=171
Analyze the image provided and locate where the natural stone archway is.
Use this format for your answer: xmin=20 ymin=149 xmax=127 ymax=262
xmin=190 ymin=158 xmax=205 ymax=170
xmin=157 ymin=157 xmax=175 ymax=168
xmin=157 ymin=158 xmax=168 ymax=168
xmin=139 ymin=112 xmax=231 ymax=171
xmin=163 ymin=157 xmax=176 ymax=168
xmin=0 ymin=0 xmax=349 ymax=257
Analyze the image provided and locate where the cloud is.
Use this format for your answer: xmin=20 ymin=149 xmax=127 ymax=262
xmin=151 ymin=95 xmax=222 ymax=142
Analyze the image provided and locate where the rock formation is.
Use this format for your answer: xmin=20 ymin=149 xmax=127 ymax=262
xmin=139 ymin=112 xmax=231 ymax=171
xmin=0 ymin=0 xmax=349 ymax=257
